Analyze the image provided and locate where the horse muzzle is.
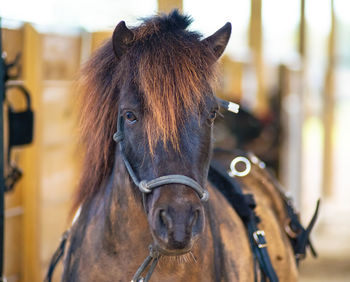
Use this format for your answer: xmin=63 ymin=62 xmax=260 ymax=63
xmin=149 ymin=197 xmax=204 ymax=254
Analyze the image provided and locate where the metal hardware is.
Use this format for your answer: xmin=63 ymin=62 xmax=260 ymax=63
xmin=217 ymin=97 xmax=240 ymax=113
xmin=253 ymin=230 xmax=267 ymax=248
xmin=284 ymin=218 xmax=300 ymax=239
xmin=4 ymin=165 xmax=22 ymax=192
xmin=229 ymin=156 xmax=251 ymax=177
xmin=248 ymin=152 xmax=266 ymax=169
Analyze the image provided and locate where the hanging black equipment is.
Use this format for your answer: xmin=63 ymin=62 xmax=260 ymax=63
xmin=0 ymin=18 xmax=35 ymax=281
xmin=0 ymin=17 xmax=7 ymax=282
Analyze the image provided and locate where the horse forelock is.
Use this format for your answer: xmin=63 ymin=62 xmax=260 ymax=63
xmin=132 ymin=27 xmax=218 ymax=152
xmin=72 ymin=10 xmax=218 ymax=213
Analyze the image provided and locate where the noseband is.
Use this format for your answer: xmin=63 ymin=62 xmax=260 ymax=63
xmin=113 ymin=110 xmax=209 ymax=207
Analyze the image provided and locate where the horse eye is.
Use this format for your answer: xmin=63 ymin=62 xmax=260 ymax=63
xmin=125 ymin=111 xmax=137 ymax=123
xmin=208 ymin=111 xmax=217 ymax=123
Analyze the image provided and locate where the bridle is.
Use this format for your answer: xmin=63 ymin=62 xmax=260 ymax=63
xmin=112 ymin=109 xmax=210 ymax=282
xmin=112 ymin=110 xmax=210 ymax=208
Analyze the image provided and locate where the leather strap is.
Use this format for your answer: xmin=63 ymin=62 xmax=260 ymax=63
xmin=44 ymin=230 xmax=69 ymax=282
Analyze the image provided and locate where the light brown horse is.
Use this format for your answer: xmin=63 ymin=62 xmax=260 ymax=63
xmin=60 ymin=11 xmax=298 ymax=281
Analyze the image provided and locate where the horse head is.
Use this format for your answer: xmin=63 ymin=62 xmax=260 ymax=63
xmin=76 ymin=10 xmax=231 ymax=256
xmin=112 ymin=11 xmax=231 ymax=255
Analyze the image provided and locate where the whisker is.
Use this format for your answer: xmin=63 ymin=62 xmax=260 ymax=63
xmin=190 ymin=251 xmax=197 ymax=263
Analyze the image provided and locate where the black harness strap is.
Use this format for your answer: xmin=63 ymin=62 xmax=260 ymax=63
xmin=245 ymin=153 xmax=320 ymax=264
xmin=209 ymin=160 xmax=279 ymax=282
xmin=284 ymin=199 xmax=320 ymax=264
xmin=44 ymin=231 xmax=69 ymax=282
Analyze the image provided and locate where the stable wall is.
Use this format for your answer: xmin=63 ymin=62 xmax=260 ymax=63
xmin=3 ymin=25 xmax=81 ymax=282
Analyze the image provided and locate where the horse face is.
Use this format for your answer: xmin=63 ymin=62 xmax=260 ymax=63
xmin=113 ymin=18 xmax=231 ymax=254
xmin=119 ymin=86 xmax=218 ymax=254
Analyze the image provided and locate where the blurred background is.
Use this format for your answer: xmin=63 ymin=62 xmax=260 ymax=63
xmin=1 ymin=0 xmax=349 ymax=281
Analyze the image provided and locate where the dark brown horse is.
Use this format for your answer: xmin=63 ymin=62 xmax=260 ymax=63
xmin=60 ymin=11 xmax=298 ymax=281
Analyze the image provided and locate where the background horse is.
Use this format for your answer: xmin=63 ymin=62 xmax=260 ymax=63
xmin=61 ymin=11 xmax=297 ymax=281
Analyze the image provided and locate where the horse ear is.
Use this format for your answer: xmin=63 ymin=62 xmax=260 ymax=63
xmin=203 ymin=22 xmax=231 ymax=59
xmin=112 ymin=21 xmax=134 ymax=59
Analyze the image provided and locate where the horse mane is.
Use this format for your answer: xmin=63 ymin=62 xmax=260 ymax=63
xmin=72 ymin=10 xmax=218 ymax=213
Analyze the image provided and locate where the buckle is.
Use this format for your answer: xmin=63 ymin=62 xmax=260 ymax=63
xmin=295 ymin=253 xmax=306 ymax=261
xmin=253 ymin=230 xmax=267 ymax=248
xmin=284 ymin=218 xmax=300 ymax=239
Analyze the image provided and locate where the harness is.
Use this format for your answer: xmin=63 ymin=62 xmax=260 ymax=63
xmin=210 ymin=149 xmax=320 ymax=269
xmin=208 ymin=159 xmax=279 ymax=282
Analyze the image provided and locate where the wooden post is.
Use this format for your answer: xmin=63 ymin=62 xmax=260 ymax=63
xmin=299 ymin=0 xmax=306 ymax=59
xmin=249 ymin=0 xmax=267 ymax=117
xmin=22 ymin=23 xmax=42 ymax=282
xmin=90 ymin=31 xmax=112 ymax=53
xmin=322 ymin=0 xmax=336 ymax=197
xmin=158 ymin=0 xmax=182 ymax=13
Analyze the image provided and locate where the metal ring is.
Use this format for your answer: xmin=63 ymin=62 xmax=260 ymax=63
xmin=229 ymin=156 xmax=251 ymax=177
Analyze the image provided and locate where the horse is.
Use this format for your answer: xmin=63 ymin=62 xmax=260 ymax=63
xmin=58 ymin=11 xmax=301 ymax=281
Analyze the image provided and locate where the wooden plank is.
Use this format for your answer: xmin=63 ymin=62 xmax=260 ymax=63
xmin=21 ymin=23 xmax=42 ymax=282
xmin=299 ymin=0 xmax=306 ymax=59
xmin=4 ymin=215 xmax=22 ymax=280
xmin=42 ymin=34 xmax=81 ymax=80
xmin=3 ymin=27 xmax=25 ymax=210
xmin=158 ymin=0 xmax=182 ymax=13
xmin=219 ymin=55 xmax=243 ymax=102
xmin=2 ymin=27 xmax=25 ymax=281
xmin=91 ymin=32 xmax=111 ymax=53
xmin=278 ymin=64 xmax=304 ymax=208
xmin=249 ymin=0 xmax=268 ymax=117
xmin=3 ymin=26 xmax=83 ymax=281
xmin=41 ymin=84 xmax=76 ymax=146
xmin=322 ymin=0 xmax=336 ymax=197
xmin=38 ymin=33 xmax=82 ymax=280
